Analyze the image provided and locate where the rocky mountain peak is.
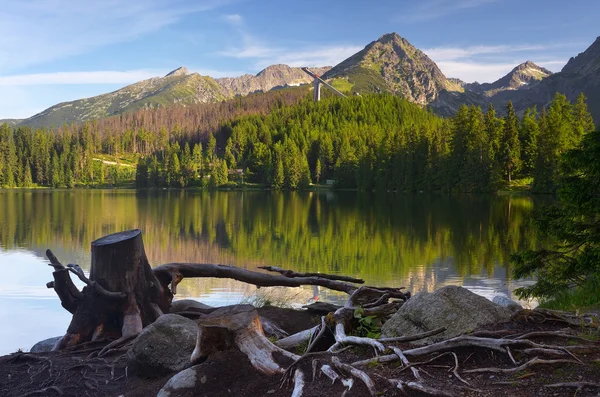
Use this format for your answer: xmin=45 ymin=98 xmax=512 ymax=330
xmin=165 ymin=67 xmax=190 ymax=77
xmin=514 ymin=61 xmax=552 ymax=75
xmin=323 ymin=32 xmax=455 ymax=105
xmin=562 ymin=36 xmax=600 ymax=75
xmin=256 ymin=64 xmax=292 ymax=75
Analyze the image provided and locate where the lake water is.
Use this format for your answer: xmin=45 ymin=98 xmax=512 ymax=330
xmin=0 ymin=190 xmax=543 ymax=355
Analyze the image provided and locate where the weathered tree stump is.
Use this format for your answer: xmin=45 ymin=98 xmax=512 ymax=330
xmin=52 ymin=229 xmax=170 ymax=350
xmin=191 ymin=305 xmax=299 ymax=375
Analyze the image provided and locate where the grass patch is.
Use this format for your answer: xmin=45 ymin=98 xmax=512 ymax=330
xmin=330 ymin=78 xmax=354 ymax=94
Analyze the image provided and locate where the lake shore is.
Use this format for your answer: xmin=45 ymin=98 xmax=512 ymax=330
xmin=2 ymin=303 xmax=599 ymax=397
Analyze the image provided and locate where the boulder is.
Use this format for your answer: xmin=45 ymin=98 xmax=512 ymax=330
xmin=169 ymin=299 xmax=213 ymax=313
xmin=492 ymin=295 xmax=523 ymax=312
xmin=380 ymin=286 xmax=512 ymax=344
xmin=30 ymin=336 xmax=62 ymax=353
xmin=127 ymin=314 xmax=198 ymax=376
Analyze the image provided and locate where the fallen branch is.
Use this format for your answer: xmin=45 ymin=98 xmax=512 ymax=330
xmin=258 ymin=266 xmax=364 ymax=284
xmin=154 ymin=263 xmax=363 ymax=295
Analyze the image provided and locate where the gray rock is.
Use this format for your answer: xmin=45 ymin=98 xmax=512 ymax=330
xmin=157 ymin=365 xmax=207 ymax=397
xmin=492 ymin=295 xmax=523 ymax=312
xmin=30 ymin=336 xmax=62 ymax=353
xmin=127 ymin=314 xmax=198 ymax=376
xmin=381 ymin=286 xmax=512 ymax=344
xmin=170 ymin=299 xmax=213 ymax=313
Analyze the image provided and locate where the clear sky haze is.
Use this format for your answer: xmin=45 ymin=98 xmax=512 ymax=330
xmin=1 ymin=0 xmax=598 ymax=119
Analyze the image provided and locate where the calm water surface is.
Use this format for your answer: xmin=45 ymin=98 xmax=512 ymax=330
xmin=0 ymin=190 xmax=543 ymax=354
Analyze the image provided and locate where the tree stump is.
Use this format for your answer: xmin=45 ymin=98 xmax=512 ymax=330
xmin=53 ymin=229 xmax=171 ymax=350
xmin=191 ymin=305 xmax=299 ymax=375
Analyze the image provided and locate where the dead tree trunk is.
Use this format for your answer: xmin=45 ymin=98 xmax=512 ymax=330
xmin=51 ymin=230 xmax=171 ymax=350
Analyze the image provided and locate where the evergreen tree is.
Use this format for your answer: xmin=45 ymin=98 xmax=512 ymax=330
xmin=500 ymin=101 xmax=521 ymax=183
xmin=136 ymin=158 xmax=148 ymax=188
xmin=572 ymin=93 xmax=595 ymax=138
xmin=513 ymin=129 xmax=600 ymax=302
xmin=519 ymin=107 xmax=539 ymax=176
xmin=23 ymin=160 xmax=33 ymax=187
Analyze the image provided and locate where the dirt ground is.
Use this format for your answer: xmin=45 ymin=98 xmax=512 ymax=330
xmin=1 ymin=307 xmax=599 ymax=397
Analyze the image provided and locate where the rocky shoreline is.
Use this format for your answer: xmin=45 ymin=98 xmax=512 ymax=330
xmin=2 ymin=286 xmax=599 ymax=397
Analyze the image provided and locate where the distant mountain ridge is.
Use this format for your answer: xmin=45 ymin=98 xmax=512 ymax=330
xmin=16 ymin=65 xmax=331 ymax=128
xmin=217 ymin=64 xmax=331 ymax=96
xmin=487 ymin=36 xmax=600 ymax=122
xmin=4 ymin=33 xmax=600 ymax=128
xmin=466 ymin=61 xmax=553 ymax=96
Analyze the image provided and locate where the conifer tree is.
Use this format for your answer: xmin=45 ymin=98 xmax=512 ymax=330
xmin=520 ymin=107 xmax=539 ymax=176
xmin=500 ymin=101 xmax=521 ymax=183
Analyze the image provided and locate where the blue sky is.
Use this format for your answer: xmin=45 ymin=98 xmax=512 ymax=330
xmin=1 ymin=0 xmax=598 ymax=119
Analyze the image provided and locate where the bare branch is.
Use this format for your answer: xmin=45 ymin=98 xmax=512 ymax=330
xmin=258 ymin=266 xmax=364 ymax=284
xmin=66 ymin=267 xmax=126 ymax=300
xmin=154 ymin=263 xmax=366 ymax=294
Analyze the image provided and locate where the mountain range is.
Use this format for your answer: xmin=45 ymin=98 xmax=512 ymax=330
xmin=3 ymin=33 xmax=600 ymax=128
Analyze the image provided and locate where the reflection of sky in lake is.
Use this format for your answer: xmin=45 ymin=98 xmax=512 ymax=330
xmin=0 ymin=248 xmax=536 ymax=355
xmin=0 ymin=250 xmax=76 ymax=354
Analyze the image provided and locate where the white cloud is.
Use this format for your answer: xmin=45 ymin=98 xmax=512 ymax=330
xmin=423 ymin=44 xmax=548 ymax=61
xmin=0 ymin=0 xmax=234 ymax=72
xmin=0 ymin=70 xmax=164 ymax=86
xmin=223 ymin=14 xmax=243 ymax=25
xmin=0 ymin=67 xmax=246 ymax=86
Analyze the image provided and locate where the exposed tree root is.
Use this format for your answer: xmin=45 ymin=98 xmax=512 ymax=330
xmin=389 ymin=378 xmax=457 ymax=397
xmin=378 ymin=327 xmax=446 ymax=343
xmin=291 ymin=369 xmax=305 ymax=397
xmin=305 ymin=316 xmax=328 ymax=354
xmin=464 ymin=357 xmax=582 ymax=374
xmin=331 ymin=356 xmax=377 ymax=395
xmin=16 ymin=386 xmax=63 ymax=397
